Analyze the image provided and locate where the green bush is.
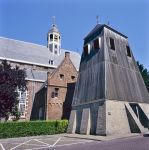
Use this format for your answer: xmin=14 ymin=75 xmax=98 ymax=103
xmin=0 ymin=120 xmax=68 ymax=139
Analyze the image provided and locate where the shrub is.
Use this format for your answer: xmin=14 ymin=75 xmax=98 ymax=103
xmin=0 ymin=120 xmax=68 ymax=139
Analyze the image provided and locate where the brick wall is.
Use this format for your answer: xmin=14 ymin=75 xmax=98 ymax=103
xmin=46 ymin=52 xmax=78 ymax=120
xmin=25 ymin=81 xmax=44 ymax=120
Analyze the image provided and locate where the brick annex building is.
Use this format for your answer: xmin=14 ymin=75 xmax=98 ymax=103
xmin=0 ymin=22 xmax=81 ymax=120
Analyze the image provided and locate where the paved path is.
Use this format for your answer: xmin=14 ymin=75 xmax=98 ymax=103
xmin=0 ymin=134 xmax=148 ymax=150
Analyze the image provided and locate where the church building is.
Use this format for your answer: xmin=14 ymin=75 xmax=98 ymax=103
xmin=0 ymin=20 xmax=81 ymax=120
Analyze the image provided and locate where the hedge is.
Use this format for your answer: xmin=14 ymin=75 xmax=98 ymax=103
xmin=0 ymin=120 xmax=68 ymax=139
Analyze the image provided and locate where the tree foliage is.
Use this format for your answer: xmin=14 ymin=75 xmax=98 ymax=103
xmin=137 ymin=61 xmax=149 ymax=89
xmin=0 ymin=60 xmax=27 ymax=119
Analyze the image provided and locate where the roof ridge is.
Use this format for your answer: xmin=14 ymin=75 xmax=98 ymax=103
xmin=0 ymin=36 xmax=47 ymax=48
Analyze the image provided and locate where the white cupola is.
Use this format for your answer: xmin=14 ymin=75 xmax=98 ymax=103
xmin=47 ymin=16 xmax=61 ymax=55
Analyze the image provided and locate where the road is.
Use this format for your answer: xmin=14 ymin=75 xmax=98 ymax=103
xmin=52 ymin=135 xmax=149 ymax=150
xmin=0 ymin=134 xmax=148 ymax=150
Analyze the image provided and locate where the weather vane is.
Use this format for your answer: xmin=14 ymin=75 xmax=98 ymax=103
xmin=96 ymin=15 xmax=99 ymax=24
xmin=108 ymin=21 xmax=110 ymax=25
xmin=52 ymin=16 xmax=56 ymax=26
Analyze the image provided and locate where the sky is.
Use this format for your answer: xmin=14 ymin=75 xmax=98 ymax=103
xmin=0 ymin=0 xmax=149 ymax=69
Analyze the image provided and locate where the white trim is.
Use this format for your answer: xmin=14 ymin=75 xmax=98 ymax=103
xmin=17 ymin=89 xmax=28 ymax=118
xmin=0 ymin=56 xmax=57 ymax=68
xmin=52 ymin=137 xmax=61 ymax=147
xmin=10 ymin=139 xmax=33 ymax=150
xmin=25 ymin=78 xmax=46 ymax=82
xmin=34 ymin=139 xmax=50 ymax=146
xmin=28 ymin=140 xmax=92 ymax=150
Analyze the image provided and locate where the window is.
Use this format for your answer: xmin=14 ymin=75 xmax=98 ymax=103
xmin=109 ymin=38 xmax=115 ymax=50
xmin=49 ymin=44 xmax=53 ymax=52
xmin=83 ymin=45 xmax=88 ymax=56
xmin=50 ymin=34 xmax=53 ymax=41
xmin=51 ymin=88 xmax=59 ymax=98
xmin=51 ymin=60 xmax=54 ymax=65
xmin=54 ymin=35 xmax=58 ymax=41
xmin=60 ymin=74 xmax=64 ymax=80
xmin=54 ymin=44 xmax=58 ymax=49
xmin=94 ymin=38 xmax=99 ymax=49
xmin=17 ymin=89 xmax=28 ymax=117
xmin=49 ymin=60 xmax=54 ymax=65
xmin=55 ymin=88 xmax=59 ymax=97
xmin=126 ymin=46 xmax=131 ymax=57
xmin=71 ymin=76 xmax=75 ymax=80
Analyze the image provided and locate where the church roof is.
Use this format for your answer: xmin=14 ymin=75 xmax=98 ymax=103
xmin=0 ymin=37 xmax=81 ymax=81
xmin=0 ymin=37 xmax=80 ymax=69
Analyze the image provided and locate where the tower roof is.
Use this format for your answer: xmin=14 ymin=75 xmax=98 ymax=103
xmin=84 ymin=24 xmax=127 ymax=44
xmin=48 ymin=24 xmax=59 ymax=34
xmin=48 ymin=16 xmax=60 ymax=34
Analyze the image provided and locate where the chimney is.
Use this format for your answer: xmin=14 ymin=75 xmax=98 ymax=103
xmin=65 ymin=51 xmax=70 ymax=58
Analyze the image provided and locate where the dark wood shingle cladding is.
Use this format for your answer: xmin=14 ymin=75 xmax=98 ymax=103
xmin=73 ymin=24 xmax=149 ymax=106
xmin=104 ymin=28 xmax=149 ymax=103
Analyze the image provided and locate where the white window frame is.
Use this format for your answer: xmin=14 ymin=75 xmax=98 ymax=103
xmin=17 ymin=89 xmax=28 ymax=118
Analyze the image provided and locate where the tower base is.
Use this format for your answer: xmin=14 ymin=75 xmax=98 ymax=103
xmin=67 ymin=100 xmax=149 ymax=135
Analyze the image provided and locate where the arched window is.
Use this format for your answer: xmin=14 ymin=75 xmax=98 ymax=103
xmin=49 ymin=60 xmax=54 ymax=65
xmin=50 ymin=34 xmax=53 ymax=41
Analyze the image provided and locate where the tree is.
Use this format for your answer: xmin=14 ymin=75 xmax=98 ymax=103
xmin=137 ymin=61 xmax=149 ymax=90
xmin=0 ymin=60 xmax=27 ymax=120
